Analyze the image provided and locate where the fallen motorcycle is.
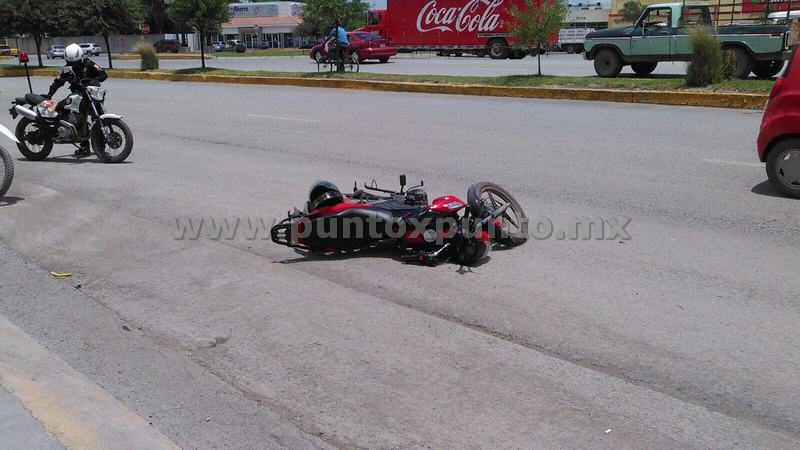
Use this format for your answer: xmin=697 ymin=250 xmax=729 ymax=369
xmin=9 ymin=74 xmax=133 ymax=163
xmin=271 ymin=176 xmax=528 ymax=266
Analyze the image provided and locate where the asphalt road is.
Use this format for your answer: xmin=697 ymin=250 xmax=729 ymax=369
xmin=35 ymin=52 xmax=689 ymax=77
xmin=0 ymin=77 xmax=798 ymax=448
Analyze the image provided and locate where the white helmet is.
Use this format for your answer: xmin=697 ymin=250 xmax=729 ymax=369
xmin=64 ymin=43 xmax=83 ymax=63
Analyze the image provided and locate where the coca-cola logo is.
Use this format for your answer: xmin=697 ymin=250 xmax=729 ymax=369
xmin=416 ymin=0 xmax=504 ymax=33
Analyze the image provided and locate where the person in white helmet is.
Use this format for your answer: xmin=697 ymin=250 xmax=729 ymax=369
xmin=46 ymin=43 xmax=107 ymax=156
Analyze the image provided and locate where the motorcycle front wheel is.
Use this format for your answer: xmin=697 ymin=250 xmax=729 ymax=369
xmin=92 ymin=118 xmax=133 ymax=163
xmin=474 ymin=182 xmax=528 ymax=247
xmin=15 ymin=117 xmax=54 ymax=161
xmin=0 ymin=145 xmax=14 ymax=201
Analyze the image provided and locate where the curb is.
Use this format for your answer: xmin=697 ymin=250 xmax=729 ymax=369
xmin=113 ymin=54 xmax=215 ymax=60
xmin=0 ymin=314 xmax=180 ymax=450
xmin=0 ymin=67 xmax=767 ymax=110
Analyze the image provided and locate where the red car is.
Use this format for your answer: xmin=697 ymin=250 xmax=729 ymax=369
xmin=310 ymin=32 xmax=397 ymax=64
xmin=758 ymin=47 xmax=800 ymax=199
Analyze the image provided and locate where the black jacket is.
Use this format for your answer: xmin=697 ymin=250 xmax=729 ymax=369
xmin=48 ymin=59 xmax=108 ymax=97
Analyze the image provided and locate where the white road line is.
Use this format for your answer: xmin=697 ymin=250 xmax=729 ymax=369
xmin=703 ymin=159 xmax=765 ymax=168
xmin=246 ymin=114 xmax=320 ymax=123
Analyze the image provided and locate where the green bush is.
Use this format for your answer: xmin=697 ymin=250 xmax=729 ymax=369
xmin=133 ymin=42 xmax=159 ymax=70
xmin=686 ymin=26 xmax=725 ymax=87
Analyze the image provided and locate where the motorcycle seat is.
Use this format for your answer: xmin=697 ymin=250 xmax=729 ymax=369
xmin=23 ymin=94 xmax=45 ymax=105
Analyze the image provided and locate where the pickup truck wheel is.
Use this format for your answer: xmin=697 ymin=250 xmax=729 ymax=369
xmin=725 ymin=47 xmax=753 ymax=79
xmin=594 ymin=48 xmax=622 ymax=78
xmin=766 ymin=138 xmax=800 ymax=199
xmin=631 ymin=62 xmax=657 ymax=76
xmin=752 ymin=60 xmax=784 ymax=79
xmin=488 ymin=39 xmax=510 ymax=59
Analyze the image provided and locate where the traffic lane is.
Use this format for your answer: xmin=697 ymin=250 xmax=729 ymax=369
xmin=1 ymin=78 xmax=799 ymax=440
xmin=35 ymin=52 xmax=688 ymax=77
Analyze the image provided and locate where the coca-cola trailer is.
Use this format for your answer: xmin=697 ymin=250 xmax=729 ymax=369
xmin=357 ymin=0 xmax=539 ymax=59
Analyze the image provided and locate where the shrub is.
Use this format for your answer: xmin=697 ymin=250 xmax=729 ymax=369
xmin=133 ymin=42 xmax=159 ymax=70
xmin=686 ymin=26 xmax=725 ymax=87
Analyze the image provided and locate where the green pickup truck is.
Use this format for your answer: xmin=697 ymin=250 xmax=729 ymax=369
xmin=584 ymin=2 xmax=792 ymax=78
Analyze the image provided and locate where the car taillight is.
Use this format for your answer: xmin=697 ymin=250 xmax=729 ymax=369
xmin=769 ymin=77 xmax=784 ymax=100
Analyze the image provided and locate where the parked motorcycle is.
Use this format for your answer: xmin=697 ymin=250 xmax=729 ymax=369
xmin=0 ymin=123 xmax=18 ymax=201
xmin=271 ymin=176 xmax=528 ymax=266
xmin=9 ymin=69 xmax=133 ymax=163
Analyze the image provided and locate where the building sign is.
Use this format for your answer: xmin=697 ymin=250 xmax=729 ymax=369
xmin=229 ymin=4 xmax=279 ymax=17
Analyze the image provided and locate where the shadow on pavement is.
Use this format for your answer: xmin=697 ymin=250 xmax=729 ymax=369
xmin=0 ymin=196 xmax=24 ymax=206
xmin=751 ymin=180 xmax=789 ymax=198
xmin=276 ymin=241 xmax=490 ymax=271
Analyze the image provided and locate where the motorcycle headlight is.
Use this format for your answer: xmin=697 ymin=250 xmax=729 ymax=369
xmin=87 ymin=86 xmax=106 ymax=101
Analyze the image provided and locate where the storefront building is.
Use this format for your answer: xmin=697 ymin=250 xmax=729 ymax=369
xmin=218 ymin=2 xmax=314 ymax=48
xmin=565 ymin=3 xmax=611 ymax=29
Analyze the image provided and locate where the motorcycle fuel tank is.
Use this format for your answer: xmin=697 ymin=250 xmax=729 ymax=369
xmin=428 ymin=195 xmax=466 ymax=213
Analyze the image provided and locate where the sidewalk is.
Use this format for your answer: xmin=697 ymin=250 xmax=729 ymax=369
xmin=0 ymin=313 xmax=180 ymax=450
xmin=0 ymin=385 xmax=63 ymax=450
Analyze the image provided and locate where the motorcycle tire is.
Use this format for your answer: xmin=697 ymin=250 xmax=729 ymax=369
xmin=92 ymin=118 xmax=133 ymax=163
xmin=0 ymin=145 xmax=14 ymax=201
xmin=15 ymin=117 xmax=54 ymax=161
xmin=473 ymin=182 xmax=528 ymax=247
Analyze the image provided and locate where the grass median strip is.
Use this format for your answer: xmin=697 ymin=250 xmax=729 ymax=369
xmin=1 ymin=63 xmax=775 ymax=93
xmin=0 ymin=64 xmax=771 ymax=108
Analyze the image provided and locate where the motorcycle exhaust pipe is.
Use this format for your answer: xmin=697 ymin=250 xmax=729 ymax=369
xmin=14 ymin=105 xmax=38 ymax=120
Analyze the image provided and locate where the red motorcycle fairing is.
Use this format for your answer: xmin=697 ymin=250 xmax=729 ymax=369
xmin=428 ymin=196 xmax=466 ymax=213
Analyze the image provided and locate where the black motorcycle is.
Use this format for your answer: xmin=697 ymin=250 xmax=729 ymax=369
xmin=9 ymin=69 xmax=133 ymax=163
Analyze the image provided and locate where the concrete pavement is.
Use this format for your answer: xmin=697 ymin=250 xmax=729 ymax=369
xmin=0 ymin=77 xmax=798 ymax=447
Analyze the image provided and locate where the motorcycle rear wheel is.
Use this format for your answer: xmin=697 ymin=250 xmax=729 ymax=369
xmin=92 ymin=118 xmax=133 ymax=163
xmin=0 ymin=145 xmax=14 ymax=201
xmin=15 ymin=117 xmax=54 ymax=161
xmin=474 ymin=182 xmax=528 ymax=247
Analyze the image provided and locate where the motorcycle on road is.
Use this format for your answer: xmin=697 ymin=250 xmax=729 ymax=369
xmin=9 ymin=68 xmax=133 ymax=163
xmin=271 ymin=175 xmax=528 ymax=266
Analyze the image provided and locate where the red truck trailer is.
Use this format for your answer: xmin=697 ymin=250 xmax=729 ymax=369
xmin=357 ymin=0 xmax=541 ymax=59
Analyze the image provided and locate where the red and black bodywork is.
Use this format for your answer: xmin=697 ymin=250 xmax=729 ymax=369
xmin=271 ymin=176 xmax=527 ymax=266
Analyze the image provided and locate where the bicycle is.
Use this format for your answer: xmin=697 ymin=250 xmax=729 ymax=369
xmin=316 ymin=43 xmax=359 ymax=73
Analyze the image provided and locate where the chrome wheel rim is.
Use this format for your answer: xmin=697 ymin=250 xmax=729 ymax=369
xmin=481 ymin=189 xmax=522 ymax=234
xmin=100 ymin=124 xmax=126 ymax=158
xmin=776 ymin=149 xmax=800 ymax=188
xmin=23 ymin=123 xmax=45 ymax=154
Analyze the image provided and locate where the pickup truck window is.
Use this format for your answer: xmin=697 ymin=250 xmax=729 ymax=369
xmin=680 ymin=6 xmax=713 ymax=27
xmin=639 ymin=8 xmax=672 ymax=29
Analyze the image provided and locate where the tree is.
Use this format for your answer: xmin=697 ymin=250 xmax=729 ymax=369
xmin=508 ymin=0 xmax=568 ymax=76
xmin=141 ymin=0 xmax=175 ymax=34
xmin=618 ymin=0 xmax=645 ymax=24
xmin=0 ymin=0 xmax=66 ymax=67
xmin=168 ymin=0 xmax=230 ymax=68
xmin=295 ymin=0 xmax=371 ymax=38
xmin=65 ymin=0 xmax=145 ymax=69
